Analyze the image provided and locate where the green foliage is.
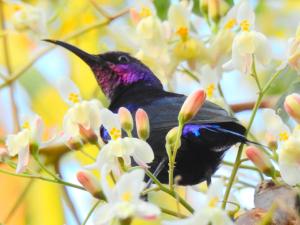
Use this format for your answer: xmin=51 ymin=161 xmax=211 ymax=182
xmin=153 ymin=0 xmax=170 ymax=20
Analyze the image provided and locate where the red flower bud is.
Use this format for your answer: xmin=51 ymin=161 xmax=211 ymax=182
xmin=76 ymin=171 xmax=103 ymax=199
xmin=284 ymin=93 xmax=300 ymax=123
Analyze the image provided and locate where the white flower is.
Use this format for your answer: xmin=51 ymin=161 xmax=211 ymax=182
xmin=11 ymin=2 xmax=46 ymax=36
xmin=247 ymin=109 xmax=291 ymax=147
xmin=5 ymin=115 xmax=45 ymax=173
xmin=57 ymin=78 xmax=82 ymax=105
xmin=163 ymin=179 xmax=234 ymax=225
xmin=223 ymin=31 xmax=271 ymax=75
xmin=88 ymin=109 xmax=154 ymax=172
xmin=93 ymin=169 xmax=160 ymax=225
xmin=63 ymin=99 xmax=103 ymax=139
xmin=222 ymin=0 xmax=255 ymax=31
xmin=278 ymin=24 xmax=300 ymax=73
xmin=278 ymin=127 xmax=300 ymax=186
xmin=167 ymin=2 xmax=191 ymax=32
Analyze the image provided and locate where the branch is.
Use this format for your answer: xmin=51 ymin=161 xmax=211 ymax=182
xmin=0 ymin=8 xmax=129 ymax=90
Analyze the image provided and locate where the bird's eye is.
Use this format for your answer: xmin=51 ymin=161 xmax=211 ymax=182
xmin=118 ymin=55 xmax=130 ymax=63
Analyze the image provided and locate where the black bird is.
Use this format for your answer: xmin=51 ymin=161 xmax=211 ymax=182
xmin=45 ymin=40 xmax=250 ymax=185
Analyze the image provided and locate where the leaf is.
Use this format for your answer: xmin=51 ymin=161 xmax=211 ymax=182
xmin=153 ymin=0 xmax=170 ymax=20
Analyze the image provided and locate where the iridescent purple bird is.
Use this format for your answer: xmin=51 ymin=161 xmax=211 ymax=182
xmin=45 ymin=40 xmax=250 ymax=185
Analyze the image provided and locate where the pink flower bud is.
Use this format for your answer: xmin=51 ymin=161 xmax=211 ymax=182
xmin=66 ymin=137 xmax=83 ymax=150
xmin=118 ymin=107 xmax=133 ymax=132
xmin=78 ymin=124 xmax=98 ymax=144
xmin=284 ymin=93 xmax=300 ymax=123
xmin=76 ymin=171 xmax=103 ymax=199
xmin=246 ymin=146 xmax=275 ymax=177
xmin=135 ymin=109 xmax=150 ymax=140
xmin=178 ymin=89 xmax=206 ymax=124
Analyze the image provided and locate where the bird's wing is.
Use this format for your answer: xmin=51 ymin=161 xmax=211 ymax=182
xmin=141 ymin=94 xmax=240 ymax=131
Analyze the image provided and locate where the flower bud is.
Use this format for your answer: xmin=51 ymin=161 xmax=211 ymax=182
xmin=178 ymin=89 xmax=206 ymax=124
xmin=166 ymin=127 xmax=180 ymax=147
xmin=78 ymin=124 xmax=98 ymax=144
xmin=135 ymin=109 xmax=150 ymax=140
xmin=0 ymin=147 xmax=8 ymax=161
xmin=245 ymin=146 xmax=275 ymax=177
xmin=76 ymin=171 xmax=104 ymax=199
xmin=284 ymin=93 xmax=300 ymax=123
xmin=200 ymin=0 xmax=209 ymax=16
xmin=208 ymin=0 xmax=220 ymax=24
xmin=118 ymin=107 xmax=134 ymax=133
xmin=66 ymin=137 xmax=83 ymax=150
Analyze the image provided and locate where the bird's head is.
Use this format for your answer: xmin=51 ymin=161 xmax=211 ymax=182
xmin=44 ymin=40 xmax=162 ymax=99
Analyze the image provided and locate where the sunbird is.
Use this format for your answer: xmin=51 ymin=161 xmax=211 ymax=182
xmin=45 ymin=40 xmax=252 ymax=185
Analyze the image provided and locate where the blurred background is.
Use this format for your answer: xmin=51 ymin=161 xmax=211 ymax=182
xmin=0 ymin=0 xmax=300 ymax=224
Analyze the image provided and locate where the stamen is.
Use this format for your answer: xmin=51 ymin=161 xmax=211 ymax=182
xmin=109 ymin=127 xmax=121 ymax=140
xmin=206 ymin=83 xmax=215 ymax=98
xmin=208 ymin=196 xmax=219 ymax=208
xmin=224 ymin=18 xmax=237 ymax=30
xmin=121 ymin=191 xmax=132 ymax=202
xmin=140 ymin=7 xmax=151 ymax=18
xmin=22 ymin=121 xmax=30 ymax=129
xmin=68 ymin=93 xmax=80 ymax=103
xmin=176 ymin=27 xmax=189 ymax=41
xmin=240 ymin=20 xmax=250 ymax=32
xmin=279 ymin=131 xmax=289 ymax=141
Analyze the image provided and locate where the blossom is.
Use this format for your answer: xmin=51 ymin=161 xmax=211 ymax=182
xmin=5 ymin=115 xmax=45 ymax=173
xmin=279 ymin=24 xmax=300 ymax=73
xmin=278 ymin=127 xmax=300 ymax=186
xmin=241 ymin=109 xmax=290 ymax=149
xmin=222 ymin=0 xmax=255 ymax=31
xmin=223 ymin=30 xmax=271 ymax=75
xmin=63 ymin=99 xmax=103 ymax=140
xmin=163 ymin=179 xmax=234 ymax=225
xmin=93 ymin=169 xmax=160 ymax=225
xmin=88 ymin=109 xmax=154 ymax=172
xmin=11 ymin=2 xmax=46 ymax=36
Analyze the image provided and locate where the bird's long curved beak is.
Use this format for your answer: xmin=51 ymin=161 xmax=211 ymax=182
xmin=43 ymin=39 xmax=102 ymax=66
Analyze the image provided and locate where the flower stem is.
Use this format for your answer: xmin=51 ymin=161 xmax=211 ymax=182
xmin=221 ymin=66 xmax=286 ymax=209
xmin=169 ymin=123 xmax=183 ymax=190
xmin=145 ymin=169 xmax=194 ymax=213
xmin=4 ymin=178 xmax=35 ymax=224
xmin=81 ymin=200 xmax=102 ymax=225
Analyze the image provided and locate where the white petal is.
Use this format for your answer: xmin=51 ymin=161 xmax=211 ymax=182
xmin=93 ymin=203 xmax=114 ymax=225
xmin=57 ymin=78 xmax=81 ymax=105
xmin=6 ymin=130 xmax=31 ymax=156
xmin=115 ymin=169 xmax=145 ymax=201
xmin=16 ymin=146 xmax=30 ymax=173
xmin=237 ymin=0 xmax=255 ymax=26
xmin=253 ymin=31 xmax=271 ymax=65
xmin=125 ymin=138 xmax=154 ymax=165
xmin=99 ymin=108 xmax=121 ymax=132
xmin=31 ymin=115 xmax=44 ymax=143
xmin=135 ymin=201 xmax=160 ymax=220
xmin=279 ymin=161 xmax=300 ymax=186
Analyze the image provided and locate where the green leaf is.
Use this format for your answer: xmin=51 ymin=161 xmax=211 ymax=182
xmin=153 ymin=0 xmax=170 ymax=20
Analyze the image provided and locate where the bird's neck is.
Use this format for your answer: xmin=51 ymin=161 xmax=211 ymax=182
xmin=109 ymin=81 xmax=164 ymax=106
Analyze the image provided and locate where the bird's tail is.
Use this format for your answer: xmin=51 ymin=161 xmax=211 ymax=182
xmin=213 ymin=126 xmax=270 ymax=150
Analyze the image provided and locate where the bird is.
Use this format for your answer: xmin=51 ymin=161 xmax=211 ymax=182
xmin=44 ymin=39 xmax=252 ymax=186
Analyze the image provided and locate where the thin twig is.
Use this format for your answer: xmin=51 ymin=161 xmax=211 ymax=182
xmin=4 ymin=179 xmax=35 ymax=224
xmin=81 ymin=200 xmax=101 ymax=225
xmin=0 ymin=1 xmax=20 ymax=132
xmin=0 ymin=8 xmax=129 ymax=90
